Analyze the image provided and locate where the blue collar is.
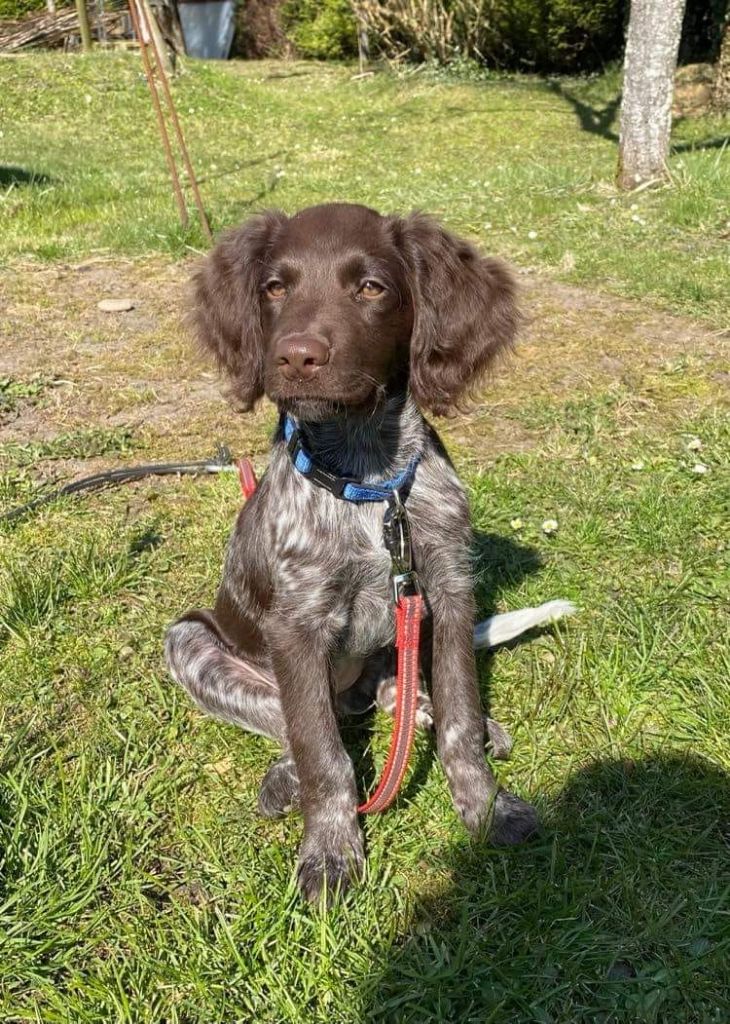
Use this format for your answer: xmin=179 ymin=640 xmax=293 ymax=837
xmin=282 ymin=415 xmax=420 ymax=503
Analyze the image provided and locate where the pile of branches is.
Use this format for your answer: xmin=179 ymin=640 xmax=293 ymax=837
xmin=0 ymin=6 xmax=127 ymax=51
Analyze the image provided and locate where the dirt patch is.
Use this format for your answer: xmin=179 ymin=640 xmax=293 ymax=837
xmin=1 ymin=258 xmax=727 ymax=478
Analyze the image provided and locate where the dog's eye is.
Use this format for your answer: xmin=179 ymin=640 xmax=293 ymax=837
xmin=265 ymin=280 xmax=286 ymax=299
xmin=359 ymin=280 xmax=385 ymax=299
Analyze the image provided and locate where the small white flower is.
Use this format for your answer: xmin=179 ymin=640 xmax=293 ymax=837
xmin=510 ymin=517 xmax=524 ymax=531
xmin=687 ymin=437 xmax=702 ymax=451
xmin=631 ymin=460 xmax=645 ymax=471
xmin=484 ymin=222 xmax=492 ymax=230
xmin=527 ymin=230 xmax=538 ymax=240
xmin=631 ymin=214 xmax=645 ymax=224
xmin=542 ymin=518 xmax=559 ymax=535
xmin=691 ymin=463 xmax=709 ymax=474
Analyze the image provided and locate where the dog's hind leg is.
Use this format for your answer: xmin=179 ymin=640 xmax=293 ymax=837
xmin=164 ymin=611 xmax=286 ymax=742
xmin=166 ymin=613 xmax=303 ymax=819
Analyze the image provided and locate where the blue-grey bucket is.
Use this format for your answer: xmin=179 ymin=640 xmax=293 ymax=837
xmin=179 ymin=0 xmax=235 ymax=59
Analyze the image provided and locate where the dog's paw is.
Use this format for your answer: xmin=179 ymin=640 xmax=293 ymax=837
xmin=488 ymin=790 xmax=540 ymax=846
xmin=484 ymin=717 xmax=513 ymax=761
xmin=258 ymin=755 xmax=300 ymax=819
xmin=296 ymin=826 xmax=364 ymax=906
xmin=379 ymin=683 xmax=434 ymax=730
xmin=452 ymin=768 xmax=539 ymax=843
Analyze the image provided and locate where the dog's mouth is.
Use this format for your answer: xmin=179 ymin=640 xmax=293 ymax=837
xmin=277 ymin=396 xmax=348 ymax=422
xmin=269 ymin=380 xmax=383 ymax=422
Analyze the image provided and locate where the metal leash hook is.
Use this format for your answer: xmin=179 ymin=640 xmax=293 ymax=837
xmin=383 ymin=489 xmax=421 ymax=604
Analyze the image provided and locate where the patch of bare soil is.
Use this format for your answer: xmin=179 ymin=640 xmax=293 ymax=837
xmin=1 ymin=258 xmax=727 ymax=485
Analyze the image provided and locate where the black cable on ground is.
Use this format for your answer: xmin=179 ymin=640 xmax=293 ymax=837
xmin=1 ymin=445 xmax=236 ymax=524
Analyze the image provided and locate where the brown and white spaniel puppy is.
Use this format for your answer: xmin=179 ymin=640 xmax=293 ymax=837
xmin=165 ymin=203 xmax=572 ymax=903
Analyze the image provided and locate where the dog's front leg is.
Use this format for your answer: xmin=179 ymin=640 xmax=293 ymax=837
xmin=429 ymin=586 xmax=539 ymax=845
xmin=269 ymin=619 xmax=363 ymax=904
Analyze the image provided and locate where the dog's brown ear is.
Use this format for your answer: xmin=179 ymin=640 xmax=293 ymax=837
xmin=391 ymin=213 xmax=519 ymax=416
xmin=192 ymin=210 xmax=288 ymax=411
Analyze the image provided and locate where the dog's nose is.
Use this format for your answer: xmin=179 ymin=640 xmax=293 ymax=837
xmin=275 ymin=334 xmax=330 ymax=381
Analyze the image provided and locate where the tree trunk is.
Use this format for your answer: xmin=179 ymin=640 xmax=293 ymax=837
xmin=150 ymin=0 xmax=186 ymax=58
xmin=74 ymin=0 xmax=93 ymax=51
xmin=617 ymin=0 xmax=687 ymax=191
xmin=711 ymin=15 xmax=730 ymax=112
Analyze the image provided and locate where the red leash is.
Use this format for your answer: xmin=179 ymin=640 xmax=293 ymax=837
xmin=357 ymin=592 xmax=423 ymax=813
xmin=237 ymin=457 xmax=422 ymax=815
xmin=237 ymin=458 xmax=258 ymax=500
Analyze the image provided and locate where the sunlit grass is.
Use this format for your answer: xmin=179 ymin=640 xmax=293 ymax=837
xmin=0 ymin=50 xmax=729 ymax=1024
xmin=1 ymin=53 xmax=728 ymax=324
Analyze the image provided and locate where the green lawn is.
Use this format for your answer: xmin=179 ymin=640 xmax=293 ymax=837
xmin=1 ymin=53 xmax=728 ymax=325
xmin=1 ymin=53 xmax=729 ymax=1023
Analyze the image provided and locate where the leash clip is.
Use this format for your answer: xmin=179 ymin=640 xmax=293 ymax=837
xmin=384 ymin=490 xmax=421 ymax=602
xmin=392 ymin=569 xmax=421 ymax=604
xmin=383 ymin=490 xmax=412 ymax=574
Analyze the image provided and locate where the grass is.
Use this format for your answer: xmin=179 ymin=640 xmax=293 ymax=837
xmin=0 ymin=54 xmax=728 ymax=324
xmin=1 ymin=51 xmax=729 ymax=1024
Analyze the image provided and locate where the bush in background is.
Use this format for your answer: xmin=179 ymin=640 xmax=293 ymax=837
xmin=494 ymin=0 xmax=627 ymax=71
xmin=0 ymin=0 xmax=48 ymax=21
xmin=281 ymin=0 xmax=357 ymax=59
xmin=358 ymin=0 xmax=627 ymax=72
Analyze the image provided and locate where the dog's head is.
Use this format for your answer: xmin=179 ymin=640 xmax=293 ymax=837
xmin=193 ymin=202 xmax=518 ymax=420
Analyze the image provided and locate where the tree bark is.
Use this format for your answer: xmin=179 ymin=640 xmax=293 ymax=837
xmin=711 ymin=15 xmax=730 ymax=112
xmin=617 ymin=0 xmax=687 ymax=190
xmin=74 ymin=0 xmax=93 ymax=51
xmin=150 ymin=0 xmax=186 ymax=59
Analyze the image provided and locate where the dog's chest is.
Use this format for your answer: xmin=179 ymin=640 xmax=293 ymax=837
xmin=321 ymin=504 xmax=396 ymax=656
xmin=340 ymin=528 xmax=395 ymax=655
xmin=270 ymin=485 xmax=395 ymax=655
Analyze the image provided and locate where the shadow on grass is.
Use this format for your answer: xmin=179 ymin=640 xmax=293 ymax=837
xmin=544 ymin=82 xmax=730 ymax=156
xmin=546 ymin=80 xmax=621 ymax=142
xmin=364 ymin=753 xmax=730 ymax=1023
xmin=196 ymin=150 xmax=288 ymax=185
xmin=0 ymin=166 xmax=53 ymax=188
xmin=671 ymin=132 xmax=730 ymax=154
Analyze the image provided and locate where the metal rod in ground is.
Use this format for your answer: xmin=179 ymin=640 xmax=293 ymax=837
xmin=137 ymin=0 xmax=213 ymax=243
xmin=75 ymin=0 xmax=93 ymax=50
xmin=128 ymin=0 xmax=189 ymax=230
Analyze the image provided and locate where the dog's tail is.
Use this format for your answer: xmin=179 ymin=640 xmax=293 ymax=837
xmin=473 ymin=599 xmax=576 ymax=650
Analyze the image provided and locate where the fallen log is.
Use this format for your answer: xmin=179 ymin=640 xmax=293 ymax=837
xmin=0 ymin=7 xmax=126 ymax=52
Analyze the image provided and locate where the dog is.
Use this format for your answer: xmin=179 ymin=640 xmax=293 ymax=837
xmin=165 ymin=203 xmax=572 ymax=903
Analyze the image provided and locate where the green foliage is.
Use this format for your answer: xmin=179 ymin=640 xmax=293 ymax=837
xmin=360 ymin=0 xmax=626 ymax=72
xmin=492 ymin=0 xmax=627 ymax=72
xmin=282 ymin=0 xmax=357 ymax=60
xmin=0 ymin=0 xmax=56 ymax=20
